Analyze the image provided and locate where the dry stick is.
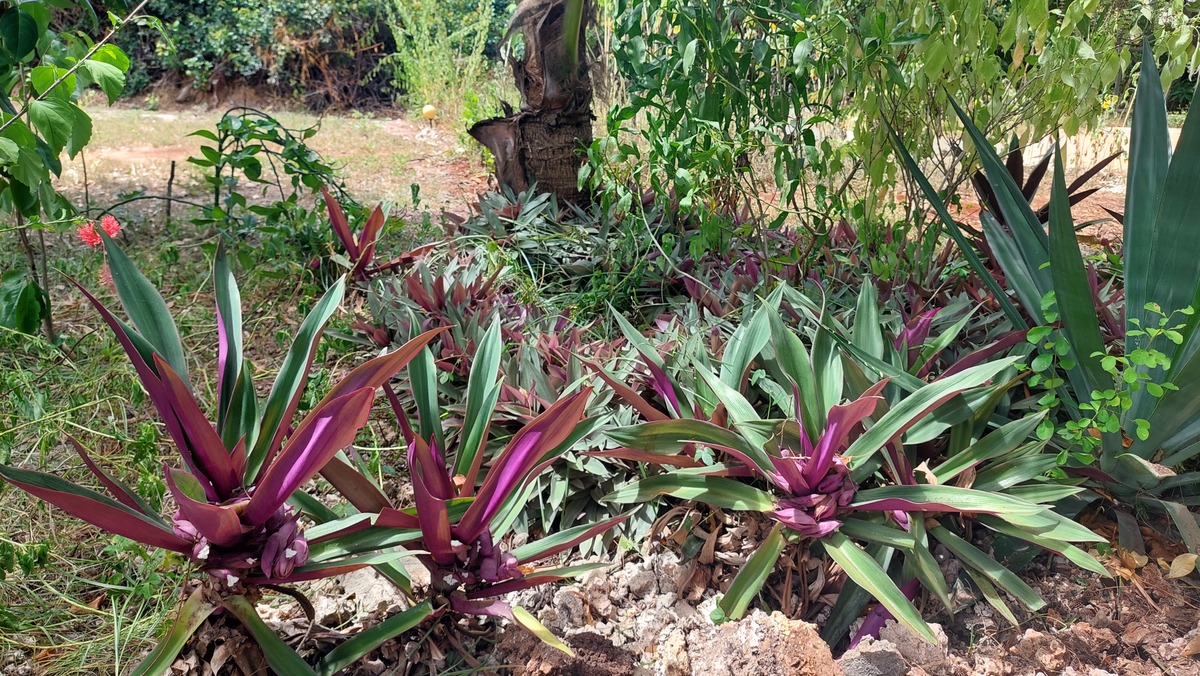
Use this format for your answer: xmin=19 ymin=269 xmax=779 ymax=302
xmin=0 ymin=0 xmax=153 ymax=136
xmin=14 ymin=215 xmax=56 ymax=342
xmin=166 ymin=160 xmax=176 ymax=222
xmin=81 ymin=148 xmax=90 ymax=212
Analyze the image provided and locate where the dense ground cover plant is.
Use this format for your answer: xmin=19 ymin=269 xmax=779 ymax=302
xmin=0 ymin=233 xmax=442 ymax=672
xmin=601 ymin=291 xmax=1107 ymax=644
xmin=902 ymin=44 xmax=1200 ymax=553
xmin=294 ymin=322 xmax=630 ymax=666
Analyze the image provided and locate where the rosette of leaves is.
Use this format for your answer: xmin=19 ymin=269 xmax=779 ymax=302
xmin=899 ymin=41 xmax=1200 ymax=553
xmin=291 ymin=321 xmax=629 ymax=667
xmin=0 ymin=234 xmax=442 ymax=673
xmin=599 ymin=293 xmax=1107 ymax=644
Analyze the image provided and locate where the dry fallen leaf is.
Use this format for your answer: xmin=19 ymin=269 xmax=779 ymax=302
xmin=1167 ymin=552 xmax=1198 ymax=579
xmin=1182 ymin=634 xmax=1200 ymax=658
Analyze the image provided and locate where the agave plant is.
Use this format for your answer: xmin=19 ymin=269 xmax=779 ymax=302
xmin=599 ymin=293 xmax=1106 ymax=644
xmin=0 ymin=233 xmax=442 ymax=674
xmin=898 ymin=41 xmax=1200 ymax=553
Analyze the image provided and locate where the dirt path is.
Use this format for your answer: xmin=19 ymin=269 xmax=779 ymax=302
xmin=62 ymin=106 xmax=491 ymax=220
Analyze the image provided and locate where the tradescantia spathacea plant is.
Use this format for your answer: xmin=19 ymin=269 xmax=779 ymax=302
xmin=290 ymin=320 xmax=629 ymax=669
xmin=897 ymin=39 xmax=1200 ymax=554
xmin=0 ymin=231 xmax=443 ymax=674
xmin=599 ymin=293 xmax=1107 ymax=645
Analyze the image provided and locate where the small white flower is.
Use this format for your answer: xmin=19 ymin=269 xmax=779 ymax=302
xmin=284 ymin=548 xmax=297 ymax=559
xmin=225 ymin=574 xmax=239 ymax=587
xmin=443 ymin=574 xmax=458 ymax=586
xmin=196 ymin=543 xmax=210 ymax=560
xmin=246 ymin=558 xmax=258 ymax=566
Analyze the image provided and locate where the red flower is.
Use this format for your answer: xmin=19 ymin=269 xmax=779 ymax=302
xmin=78 ymin=215 xmax=122 ymax=247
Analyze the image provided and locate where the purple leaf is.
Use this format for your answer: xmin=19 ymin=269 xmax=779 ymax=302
xmin=448 ymin=595 xmax=514 ymax=620
xmin=67 ymin=277 xmax=210 ymax=497
xmin=243 ymin=388 xmax=375 ymax=526
xmin=412 ymin=457 xmax=457 ymax=566
xmin=0 ymin=464 xmax=191 ymax=552
xmin=941 ymin=330 xmax=1027 ymax=378
xmin=644 ymin=358 xmax=683 ymax=418
xmin=895 ymin=309 xmax=940 ymax=367
xmin=165 ymin=468 xmax=247 ymax=547
xmin=154 ymin=355 xmax=243 ymax=498
xmin=456 ymin=389 xmax=591 ymax=542
xmin=322 ymin=189 xmax=359 ymax=260
xmin=66 ymin=435 xmax=151 ymax=515
xmin=319 ymin=456 xmax=392 ymax=514
xmin=583 ymin=360 xmax=667 ymax=422
xmin=409 ymin=437 xmax=454 ymax=502
xmin=313 ymin=328 xmax=446 ymax=413
xmin=804 ymin=382 xmax=886 ymax=486
xmin=374 ymin=507 xmax=421 ymax=529
xmin=354 ymin=206 xmax=386 ymax=278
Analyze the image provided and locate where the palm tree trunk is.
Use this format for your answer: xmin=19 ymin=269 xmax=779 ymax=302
xmin=469 ymin=0 xmax=593 ymax=206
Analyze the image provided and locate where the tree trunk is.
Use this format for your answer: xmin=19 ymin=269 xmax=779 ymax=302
xmin=470 ymin=0 xmax=593 ymax=206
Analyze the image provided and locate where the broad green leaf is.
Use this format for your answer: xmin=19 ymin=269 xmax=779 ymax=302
xmin=845 ymin=358 xmax=1020 ymax=472
xmin=606 ymin=419 xmax=773 ymax=476
xmin=720 ymin=301 xmax=771 ymax=388
xmin=1143 ymin=82 xmax=1200 ymax=398
xmin=930 ymin=525 xmax=1044 ymax=610
xmin=1150 ymin=499 xmax=1200 ymax=553
xmin=315 ymin=601 xmax=433 ymax=676
xmin=99 ymin=229 xmax=190 ymax=387
xmin=909 ymin=518 xmax=953 ymax=613
xmin=823 ymin=531 xmax=936 ymax=643
xmin=837 ymin=518 xmax=915 ymax=550
xmin=852 ymin=284 xmax=886 ymax=361
xmin=128 ymin=591 xmax=216 ymax=676
xmin=30 ymin=66 xmax=74 ymax=100
xmin=247 ymin=276 xmax=345 ymax=479
xmin=769 ymin=312 xmax=821 ymax=439
xmin=1047 ymin=150 xmax=1107 ymax=399
xmin=963 ymin=565 xmax=1019 ymax=625
xmin=718 ymin=522 xmax=786 ymax=620
xmin=821 ymin=544 xmax=895 ymax=644
xmin=977 ymin=515 xmax=1110 ymax=576
xmin=932 ymin=413 xmax=1046 ymax=483
xmin=456 ymin=319 xmax=501 ymax=477
xmin=28 ymin=99 xmax=75 ymax=154
xmin=91 ymin=43 xmax=131 ymax=72
xmin=0 ymin=270 xmax=46 ymax=334
xmin=1124 ymin=39 xmax=1170 ymax=364
xmin=221 ymin=595 xmax=316 ymax=676
xmin=65 ymin=107 xmax=92 ymax=159
xmin=602 ymin=474 xmax=775 ymax=512
xmin=79 ymin=59 xmax=126 ymax=104
xmin=811 ymin=317 xmax=844 ymax=419
xmin=0 ymin=9 xmax=37 ymax=60
xmin=408 ymin=346 xmax=446 ymax=457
